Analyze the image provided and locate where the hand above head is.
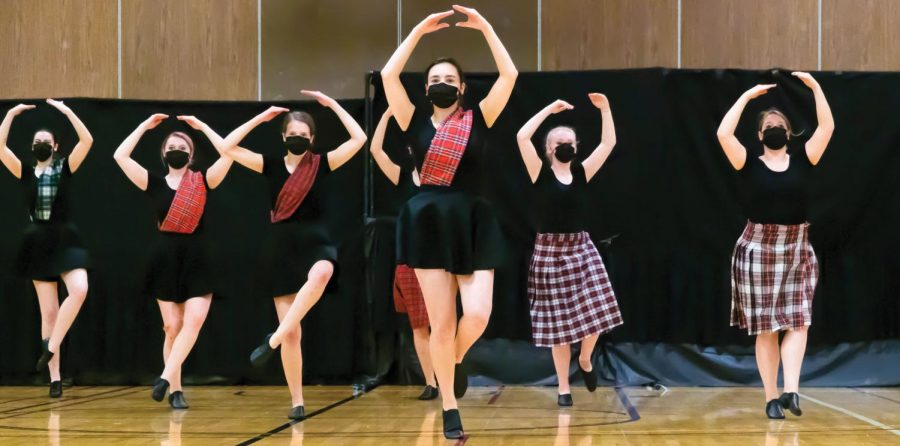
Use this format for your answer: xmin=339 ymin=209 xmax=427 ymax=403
xmin=301 ymin=90 xmax=337 ymax=108
xmin=176 ymin=115 xmax=205 ymax=130
xmin=8 ymin=103 xmax=36 ymax=116
xmin=258 ymin=106 xmax=290 ymax=122
xmin=547 ymin=99 xmax=574 ymax=114
xmin=588 ymin=93 xmax=610 ymax=111
xmin=413 ymin=10 xmax=454 ymax=36
xmin=744 ymin=84 xmax=777 ymax=100
xmin=46 ymin=99 xmax=72 ymax=114
xmin=143 ymin=113 xmax=169 ymax=129
xmin=453 ymin=5 xmax=491 ymax=32
xmin=791 ymin=71 xmax=820 ymax=90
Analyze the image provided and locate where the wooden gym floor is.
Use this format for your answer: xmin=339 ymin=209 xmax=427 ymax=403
xmin=0 ymin=385 xmax=897 ymax=445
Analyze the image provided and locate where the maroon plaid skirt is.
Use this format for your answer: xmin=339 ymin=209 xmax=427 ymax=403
xmin=731 ymin=221 xmax=818 ymax=335
xmin=528 ymin=232 xmax=622 ymax=347
xmin=393 ymin=264 xmax=429 ymax=329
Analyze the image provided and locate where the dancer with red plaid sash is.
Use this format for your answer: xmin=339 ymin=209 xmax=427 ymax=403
xmin=381 ymin=5 xmax=518 ymax=439
xmin=1 ymin=100 xmax=93 ymax=399
xmin=717 ymin=72 xmax=834 ymax=419
xmin=222 ymin=90 xmax=367 ymax=421
xmin=114 ymin=114 xmax=236 ymax=410
xmin=371 ymin=109 xmax=438 ymax=401
xmin=517 ymin=95 xmax=622 ymax=407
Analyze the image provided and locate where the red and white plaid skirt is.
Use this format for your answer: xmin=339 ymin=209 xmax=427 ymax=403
xmin=393 ymin=264 xmax=429 ymax=329
xmin=528 ymin=232 xmax=622 ymax=347
xmin=731 ymin=221 xmax=818 ymax=335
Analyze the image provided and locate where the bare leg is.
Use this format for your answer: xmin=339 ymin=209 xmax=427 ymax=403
xmin=269 ymin=261 xmax=333 ymax=347
xmin=160 ymin=296 xmax=211 ymax=391
xmin=578 ymin=333 xmax=600 ymax=371
xmin=157 ymin=301 xmax=184 ymax=391
xmin=551 ymin=345 xmax=572 ymax=395
xmin=412 ymin=327 xmax=436 ymax=387
xmin=415 ymin=269 xmax=459 ymax=410
xmin=781 ymin=327 xmax=808 ymax=393
xmin=273 ymin=295 xmax=304 ymax=407
xmin=756 ymin=331 xmax=781 ymax=401
xmin=34 ymin=280 xmax=61 ymax=381
xmin=48 ymin=269 xmax=88 ymax=354
xmin=454 ymin=269 xmax=494 ymax=363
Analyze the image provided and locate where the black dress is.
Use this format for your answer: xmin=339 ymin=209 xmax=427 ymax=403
xmin=533 ymin=162 xmax=588 ymax=234
xmin=259 ymin=154 xmax=338 ymax=297
xmin=15 ymin=157 xmax=91 ymax=281
xmin=144 ymin=172 xmax=214 ymax=303
xmin=396 ymin=105 xmax=504 ymax=275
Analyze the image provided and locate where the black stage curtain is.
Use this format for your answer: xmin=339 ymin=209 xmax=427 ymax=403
xmin=2 ymin=68 xmax=899 ymax=387
xmin=0 ymin=98 xmax=365 ymax=385
xmin=369 ymin=68 xmax=900 ymax=349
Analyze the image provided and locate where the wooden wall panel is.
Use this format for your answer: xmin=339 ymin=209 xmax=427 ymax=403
xmin=401 ymin=0 xmax=538 ymax=74
xmin=261 ymin=0 xmax=396 ymax=100
xmin=0 ymin=0 xmax=117 ymax=99
xmin=823 ymin=0 xmax=900 ymax=71
xmin=122 ymin=0 xmax=257 ymax=100
xmin=542 ymin=0 xmax=677 ymax=70
xmin=682 ymin=0 xmax=817 ymax=70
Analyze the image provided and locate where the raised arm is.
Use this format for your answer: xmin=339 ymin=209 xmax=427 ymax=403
xmin=221 ymin=106 xmax=288 ymax=174
xmin=46 ymin=99 xmax=93 ymax=172
xmin=381 ymin=10 xmax=454 ymax=130
xmin=0 ymin=104 xmax=34 ymax=179
xmin=716 ymin=84 xmax=776 ymax=170
xmin=371 ymin=110 xmax=402 ymax=185
xmin=792 ymin=72 xmax=834 ymax=165
xmin=453 ymin=5 xmax=518 ymax=128
xmin=300 ymin=90 xmax=367 ymax=171
xmin=517 ymin=100 xmax=572 ymax=183
xmin=177 ymin=115 xmax=233 ymax=189
xmin=583 ymin=93 xmax=616 ymax=182
xmin=113 ymin=114 xmax=167 ymax=191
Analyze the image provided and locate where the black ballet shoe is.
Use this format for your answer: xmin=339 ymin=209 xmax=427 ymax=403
xmin=417 ymin=385 xmax=439 ymax=401
xmin=250 ymin=333 xmax=277 ymax=368
xmin=35 ymin=339 xmax=54 ymax=372
xmin=453 ymin=363 xmax=468 ymax=399
xmin=766 ymin=399 xmax=785 ymax=419
xmin=49 ymin=381 xmax=62 ymax=398
xmin=288 ymin=405 xmax=305 ymax=420
xmin=152 ymin=378 xmax=170 ymax=402
xmin=779 ymin=392 xmax=802 ymax=416
xmin=557 ymin=393 xmax=574 ymax=407
xmin=579 ymin=363 xmax=598 ymax=392
xmin=168 ymin=391 xmax=189 ymax=409
xmin=442 ymin=409 xmax=465 ymax=439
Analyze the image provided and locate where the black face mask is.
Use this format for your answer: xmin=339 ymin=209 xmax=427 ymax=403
xmin=553 ymin=143 xmax=576 ymax=163
xmin=164 ymin=150 xmax=190 ymax=169
xmin=284 ymin=135 xmax=312 ymax=155
xmin=32 ymin=142 xmax=53 ymax=162
xmin=427 ymin=83 xmax=460 ymax=109
xmin=762 ymin=127 xmax=789 ymax=150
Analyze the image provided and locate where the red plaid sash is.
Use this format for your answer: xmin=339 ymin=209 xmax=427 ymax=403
xmin=159 ymin=170 xmax=207 ymax=234
xmin=270 ymin=153 xmax=321 ymax=223
xmin=419 ymin=108 xmax=473 ymax=186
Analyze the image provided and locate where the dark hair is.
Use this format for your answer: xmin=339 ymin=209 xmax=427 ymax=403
xmin=160 ymin=131 xmax=195 ymax=167
xmin=757 ymin=107 xmax=803 ymax=137
xmin=425 ymin=57 xmax=466 ymax=85
xmin=281 ymin=111 xmax=316 ymax=139
xmin=33 ymin=128 xmax=57 ymax=145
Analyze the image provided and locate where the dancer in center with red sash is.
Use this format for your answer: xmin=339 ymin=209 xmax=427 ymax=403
xmin=381 ymin=5 xmax=518 ymax=439
xmin=222 ymin=90 xmax=366 ymax=420
xmin=114 ymin=113 xmax=235 ymax=409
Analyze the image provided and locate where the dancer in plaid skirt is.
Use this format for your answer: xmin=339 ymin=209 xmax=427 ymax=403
xmin=223 ymin=90 xmax=367 ymax=420
xmin=114 ymin=114 xmax=236 ymax=409
xmin=517 ymin=95 xmax=623 ymax=407
xmin=1 ymin=100 xmax=93 ymax=398
xmin=371 ymin=109 xmax=438 ymax=401
xmin=717 ymin=72 xmax=834 ymax=419
xmin=381 ymin=5 xmax=518 ymax=439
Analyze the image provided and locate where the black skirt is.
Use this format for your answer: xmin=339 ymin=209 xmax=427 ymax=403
xmin=259 ymin=221 xmax=339 ymax=297
xmin=396 ymin=187 xmax=505 ymax=275
xmin=15 ymin=222 xmax=91 ymax=281
xmin=145 ymin=232 xmax=214 ymax=303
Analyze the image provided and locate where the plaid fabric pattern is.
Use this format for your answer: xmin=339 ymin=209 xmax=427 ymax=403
xmin=528 ymin=232 xmax=622 ymax=347
xmin=393 ymin=264 xmax=429 ymax=329
xmin=419 ymin=109 xmax=473 ymax=186
xmin=34 ymin=158 xmax=64 ymax=221
xmin=159 ymin=170 xmax=207 ymax=234
xmin=731 ymin=221 xmax=818 ymax=335
xmin=271 ymin=153 xmax=321 ymax=223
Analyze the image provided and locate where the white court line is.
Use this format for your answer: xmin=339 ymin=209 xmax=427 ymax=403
xmin=800 ymin=392 xmax=900 ymax=436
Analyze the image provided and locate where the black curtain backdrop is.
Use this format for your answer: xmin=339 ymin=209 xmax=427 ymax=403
xmin=2 ymin=67 xmax=899 ymax=387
